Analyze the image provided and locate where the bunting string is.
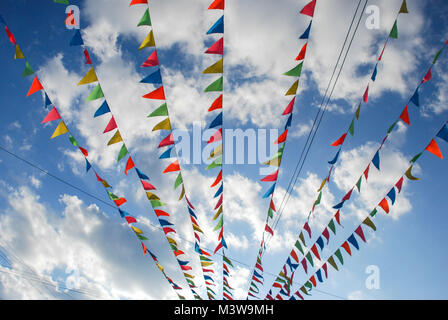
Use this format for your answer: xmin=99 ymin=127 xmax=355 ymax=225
xmin=64 ymin=16 xmax=202 ymax=299
xmin=129 ymin=0 xmax=217 ymax=300
xmin=1 ymin=18 xmax=187 ymax=299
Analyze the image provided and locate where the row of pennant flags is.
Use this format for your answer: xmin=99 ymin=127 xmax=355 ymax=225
xmin=246 ymin=0 xmax=319 ymax=299
xmin=1 ymin=14 xmax=192 ymax=300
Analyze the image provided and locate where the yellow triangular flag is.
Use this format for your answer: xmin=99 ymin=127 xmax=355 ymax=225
xmin=101 ymin=180 xmax=112 ymax=188
xmin=146 ymin=192 xmax=160 ymax=200
xmin=263 ymin=157 xmax=282 ymax=167
xmin=131 ymin=226 xmax=143 ymax=234
xmin=50 ymin=121 xmax=69 ymax=139
xmin=317 ymin=178 xmax=327 ymax=192
xmin=285 ymin=79 xmax=299 ymax=96
xmin=213 ymin=206 xmax=223 ymax=221
xmin=201 ymin=261 xmax=213 ymax=267
xmin=209 ymin=144 xmax=223 ymax=159
xmin=152 ymin=117 xmax=171 ymax=131
xmin=167 ymin=237 xmax=177 ymax=245
xmin=14 ymin=45 xmax=25 ymax=59
xmin=139 ymin=30 xmax=155 ymax=50
xmin=192 ymin=224 xmax=203 ymax=233
xmin=77 ymin=67 xmax=98 ymax=86
xmin=202 ymin=58 xmax=223 ymax=74
xmin=156 ymin=263 xmax=164 ymax=272
xmin=178 ymin=184 xmax=185 ymax=201
xmin=107 ymin=130 xmax=123 ymax=145
xmin=184 ymin=273 xmax=195 ymax=279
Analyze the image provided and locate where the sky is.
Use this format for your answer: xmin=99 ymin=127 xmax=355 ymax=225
xmin=0 ymin=0 xmax=447 ymax=300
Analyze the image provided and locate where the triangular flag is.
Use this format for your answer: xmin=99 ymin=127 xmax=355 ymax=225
xmin=27 ymin=76 xmax=44 ymax=97
xmin=140 ymin=69 xmax=162 ymax=84
xmin=86 ymin=84 xmax=104 ymax=101
xmin=363 ymin=85 xmax=369 ymax=103
xmin=410 ymin=87 xmax=420 ymax=107
xmin=163 ymin=160 xmax=180 ymax=173
xmin=285 ymin=79 xmax=299 ymax=96
xmin=141 ymin=50 xmax=159 ymax=67
xmin=422 ymin=68 xmax=432 ymax=84
xmin=208 ymin=0 xmax=224 ymax=10
xmin=137 ymin=8 xmax=151 ymax=27
xmin=209 ymin=94 xmax=223 ymax=112
xmin=148 ymin=103 xmax=168 ymax=117
xmin=152 ymin=117 xmax=172 ymax=131
xmin=94 ymin=100 xmax=110 ymax=118
xmin=378 ymin=198 xmax=390 ymax=214
xmin=129 ymin=0 xmax=148 ymax=5
xmin=204 ymin=77 xmax=223 ymax=92
xmin=331 ymin=133 xmax=347 ymax=147
xmin=107 ymin=130 xmax=123 ymax=145
xmin=284 ymin=62 xmax=303 ymax=77
xmin=205 ymin=37 xmax=224 ymax=55
xmin=300 ymin=0 xmax=316 ymax=17
xmin=22 ymin=61 xmax=35 ymax=77
xmin=14 ymin=45 xmax=25 ymax=59
xmin=83 ymin=49 xmax=92 ymax=65
xmin=372 ymin=150 xmax=380 ymax=170
xmin=299 ymin=21 xmax=312 ymax=39
xmin=295 ymin=42 xmax=307 ymax=61
xmin=41 ymin=107 xmax=61 ymax=124
xmin=69 ymin=29 xmax=83 ymax=46
xmin=77 ymin=67 xmax=98 ymax=85
xmin=207 ymin=16 xmax=224 ymax=34
xmin=425 ymin=139 xmax=443 ymax=159
xmin=50 ymin=121 xmax=69 ymax=139
xmin=143 ymin=86 xmax=166 ymax=100
xmin=117 ymin=144 xmax=129 ymax=162
xmin=104 ymin=117 xmax=117 ymax=133
xmin=202 ymin=59 xmax=223 ymax=74
xmin=158 ymin=132 xmax=174 ymax=148
xmin=124 ymin=157 xmax=135 ymax=175
xmin=139 ymin=30 xmax=155 ymax=50
xmin=389 ymin=20 xmax=398 ymax=39
xmin=282 ymin=97 xmax=296 ymax=115
xmin=399 ymin=0 xmax=408 ymax=14
xmin=5 ymin=26 xmax=16 ymax=44
xmin=400 ymin=105 xmax=410 ymax=125
xmin=436 ymin=124 xmax=448 ymax=143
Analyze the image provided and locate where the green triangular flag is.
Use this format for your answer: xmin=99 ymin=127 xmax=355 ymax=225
xmin=213 ymin=215 xmax=223 ymax=231
xmin=223 ymin=255 xmax=234 ymax=267
xmin=355 ymin=176 xmax=362 ymax=192
xmin=389 ymin=20 xmax=398 ymax=39
xmin=86 ymin=84 xmax=104 ymax=101
xmin=295 ymin=240 xmax=304 ymax=255
xmin=148 ymin=103 xmax=169 ymax=117
xmin=399 ymin=0 xmax=408 ymax=14
xmin=117 ymin=144 xmax=128 ymax=162
xmin=304 ymin=281 xmax=313 ymax=291
xmin=174 ymin=173 xmax=183 ymax=190
xmin=314 ymin=191 xmax=322 ymax=206
xmin=206 ymin=156 xmax=222 ymax=170
xmin=150 ymin=200 xmax=166 ymax=208
xmin=68 ymin=134 xmax=79 ymax=147
xmin=137 ymin=8 xmax=152 ymax=27
xmin=370 ymin=208 xmax=378 ymax=217
xmin=328 ymin=219 xmax=336 ymax=235
xmin=137 ymin=234 xmax=148 ymax=240
xmin=433 ymin=48 xmax=443 ymax=64
xmin=106 ymin=190 xmax=119 ymax=201
xmin=327 ymin=256 xmax=339 ymax=271
xmin=387 ymin=120 xmax=398 ymax=134
xmin=22 ymin=61 xmax=35 ymax=77
xmin=348 ymin=119 xmax=355 ymax=136
xmin=299 ymin=231 xmax=306 ymax=247
xmin=283 ymin=62 xmax=303 ymax=77
xmin=362 ymin=217 xmax=377 ymax=231
xmin=204 ymin=77 xmax=223 ymax=92
xmin=305 ymin=252 xmax=314 ymax=267
xmin=334 ymin=249 xmax=344 ymax=265
xmin=268 ymin=208 xmax=274 ymax=219
xmin=54 ymin=0 xmax=69 ymax=4
xmin=410 ymin=152 xmax=423 ymax=163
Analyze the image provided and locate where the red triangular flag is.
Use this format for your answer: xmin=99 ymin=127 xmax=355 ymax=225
xmin=79 ymin=147 xmax=88 ymax=157
xmin=290 ymin=250 xmax=299 ymax=263
xmin=208 ymin=128 xmax=222 ymax=143
xmin=27 ymin=76 xmax=44 ymax=96
xmin=158 ymin=132 xmax=174 ymax=148
xmin=141 ymin=50 xmax=159 ymax=67
xmin=303 ymin=222 xmax=312 ymax=238
xmin=425 ymin=139 xmax=443 ymax=159
xmin=295 ymin=42 xmax=307 ymax=61
xmin=103 ymin=117 xmax=117 ymax=133
xmin=342 ymin=188 xmax=353 ymax=201
xmin=209 ymin=94 xmax=223 ymax=112
xmin=208 ymin=0 xmax=225 ymax=10
xmin=143 ymin=86 xmax=165 ymax=100
xmin=265 ymin=224 xmax=274 ymax=236
xmin=269 ymin=198 xmax=276 ymax=211
xmin=400 ymin=105 xmax=410 ymax=125
xmin=300 ymin=0 xmax=316 ymax=17
xmin=335 ymin=210 xmax=341 ymax=225
xmin=422 ymin=68 xmax=432 ymax=84
xmin=364 ymin=165 xmax=370 ymax=180
xmin=378 ymin=43 xmax=387 ymax=61
xmin=141 ymin=242 xmax=147 ymax=255
xmin=354 ymin=225 xmax=366 ymax=242
xmin=214 ymin=242 xmax=224 ymax=254
xmin=363 ymin=85 xmax=369 ymax=103
xmin=125 ymin=216 xmax=137 ymax=224
xmin=41 ymin=107 xmax=61 ymax=123
xmin=154 ymin=209 xmax=170 ymax=217
xmin=163 ymin=160 xmax=180 ymax=173
xmin=395 ymin=177 xmax=404 ymax=193
xmin=211 ymin=170 xmax=222 ymax=187
xmin=185 ymin=195 xmax=195 ymax=210
xmin=214 ymin=194 xmax=223 ymax=210
xmin=124 ymin=156 xmax=135 ymax=175
xmin=129 ymin=0 xmax=147 ymax=5
xmin=141 ymin=180 xmax=156 ymax=191
xmin=282 ymin=97 xmax=296 ymax=115
xmin=311 ymin=244 xmax=321 ymax=261
xmin=114 ymin=198 xmax=127 ymax=206
xmin=274 ymin=129 xmax=288 ymax=144
xmin=83 ymin=49 xmax=92 ymax=65
xmin=5 ymin=26 xmax=17 ymax=45
xmin=205 ymin=37 xmax=224 ymax=55
xmin=309 ymin=275 xmax=317 ymax=287
xmin=261 ymin=170 xmax=278 ymax=182
xmin=378 ymin=198 xmax=390 ymax=214
xmin=331 ymin=133 xmax=347 ymax=146
xmin=322 ymin=228 xmax=330 ymax=244
xmin=341 ymin=241 xmax=352 ymax=256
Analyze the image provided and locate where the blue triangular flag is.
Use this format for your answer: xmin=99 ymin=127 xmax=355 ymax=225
xmin=223 ymin=270 xmax=229 ymax=277
xmin=44 ymin=92 xmax=53 ymax=108
xmin=410 ymin=87 xmax=420 ymax=107
xmin=194 ymin=242 xmax=202 ymax=254
xmin=69 ymin=29 xmax=84 ymax=46
xmin=187 ymin=206 xmax=197 ymax=219
xmin=222 ymin=236 xmax=228 ymax=249
xmin=347 ymin=234 xmax=359 ymax=250
xmin=214 ymin=184 xmax=223 ymax=198
xmin=254 ymin=270 xmax=264 ymax=279
xmin=284 ymin=114 xmax=293 ymax=129
xmin=316 ymin=236 xmax=324 ymax=250
xmin=118 ymin=209 xmax=130 ymax=218
xmin=94 ymin=100 xmax=110 ymax=117
xmin=135 ymin=168 xmax=149 ymax=180
xmin=333 ymin=201 xmax=345 ymax=210
xmin=436 ymin=124 xmax=448 ymax=143
xmin=289 ymin=295 xmax=297 ymax=300
xmin=262 ymin=183 xmax=276 ymax=198
xmin=316 ymin=269 xmax=323 ymax=283
xmin=159 ymin=147 xmax=174 ymax=159
xmin=371 ymin=64 xmax=378 ymax=81
xmin=140 ymin=69 xmax=162 ymax=84
xmin=177 ymin=259 xmax=189 ymax=266
xmin=159 ymin=218 xmax=174 ymax=227
xmin=204 ymin=275 xmax=214 ymax=281
xmin=85 ymin=159 xmax=91 ymax=172
xmin=328 ymin=148 xmax=341 ymax=165
xmin=372 ymin=150 xmax=380 ymax=170
xmin=209 ymin=112 xmax=222 ymax=128
xmin=299 ymin=21 xmax=312 ymax=39
xmin=206 ymin=16 xmax=224 ymax=34
xmin=387 ymin=187 xmax=396 ymax=205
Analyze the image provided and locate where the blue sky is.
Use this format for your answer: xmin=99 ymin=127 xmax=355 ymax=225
xmin=0 ymin=0 xmax=447 ymax=300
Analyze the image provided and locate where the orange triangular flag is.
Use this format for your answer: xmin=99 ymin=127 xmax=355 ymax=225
xmin=27 ymin=76 xmax=44 ymax=96
xmin=425 ymin=139 xmax=443 ymax=159
xmin=295 ymin=42 xmax=307 ymax=61
xmin=208 ymin=0 xmax=224 ymax=10
xmin=143 ymin=86 xmax=166 ymax=100
xmin=378 ymin=198 xmax=390 ymax=214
